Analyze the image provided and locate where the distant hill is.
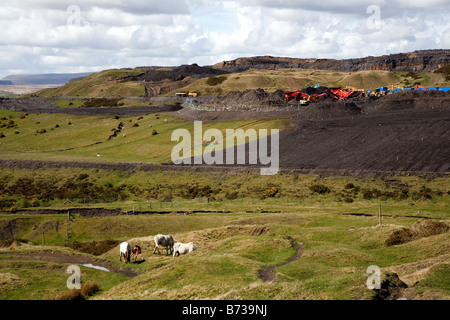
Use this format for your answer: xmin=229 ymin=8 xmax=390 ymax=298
xmin=29 ymin=51 xmax=450 ymax=98
xmin=0 ymin=72 xmax=93 ymax=85
xmin=213 ymin=50 xmax=450 ymax=73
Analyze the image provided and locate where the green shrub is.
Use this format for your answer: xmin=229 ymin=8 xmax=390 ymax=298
xmin=206 ymin=76 xmax=227 ymax=86
xmin=6 ymin=120 xmax=16 ymax=128
xmin=345 ymin=183 xmax=355 ymax=189
xmin=411 ymin=185 xmax=433 ymax=200
xmin=309 ymin=184 xmax=331 ymax=194
xmin=31 ymin=200 xmax=41 ymax=207
xmin=405 ymin=72 xmax=421 ymax=80
xmin=362 ymin=189 xmax=379 ymax=200
xmin=225 ymin=191 xmax=239 ymax=200
xmin=343 ymin=196 xmax=354 ymax=203
xmin=77 ymin=173 xmax=89 ymax=180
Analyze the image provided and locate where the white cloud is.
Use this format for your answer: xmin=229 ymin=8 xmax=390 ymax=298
xmin=0 ymin=1 xmax=449 ymax=78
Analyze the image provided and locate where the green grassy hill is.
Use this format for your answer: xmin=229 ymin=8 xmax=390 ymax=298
xmin=0 ymin=168 xmax=448 ymax=300
xmin=170 ymin=68 xmax=449 ymax=96
xmin=0 ymin=109 xmax=286 ymax=164
xmin=31 ymin=66 xmax=450 ymax=99
xmin=34 ymin=69 xmax=146 ymax=98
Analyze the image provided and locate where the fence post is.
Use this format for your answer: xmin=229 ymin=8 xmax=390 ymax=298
xmin=65 ymin=211 xmax=69 ymax=246
xmin=378 ymin=204 xmax=382 ymax=226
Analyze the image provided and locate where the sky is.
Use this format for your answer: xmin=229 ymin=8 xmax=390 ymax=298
xmin=1 ymin=0 xmax=449 ymax=78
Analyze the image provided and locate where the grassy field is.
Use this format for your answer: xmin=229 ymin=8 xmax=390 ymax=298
xmin=0 ymin=248 xmax=128 ymax=300
xmin=0 ymin=109 xmax=287 ymax=163
xmin=0 ymin=199 xmax=448 ymax=300
xmin=0 ymin=167 xmax=448 ymax=300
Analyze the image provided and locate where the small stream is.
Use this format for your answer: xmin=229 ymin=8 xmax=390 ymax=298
xmin=81 ymin=263 xmax=110 ymax=272
xmin=258 ymin=240 xmax=305 ymax=283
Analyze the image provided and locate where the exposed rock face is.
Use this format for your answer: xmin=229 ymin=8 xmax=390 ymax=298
xmin=128 ymin=64 xmax=229 ymax=98
xmin=213 ymin=50 xmax=450 ymax=72
xmin=129 ymin=64 xmax=228 ymax=82
xmin=143 ymin=78 xmax=195 ymax=97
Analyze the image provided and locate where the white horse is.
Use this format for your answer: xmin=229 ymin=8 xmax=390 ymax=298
xmin=153 ymin=234 xmax=174 ymax=255
xmin=119 ymin=242 xmax=132 ymax=263
xmin=173 ymin=242 xmax=198 ymax=257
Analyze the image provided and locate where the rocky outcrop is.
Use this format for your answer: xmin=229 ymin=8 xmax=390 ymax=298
xmin=129 ymin=64 xmax=228 ymax=83
xmin=213 ymin=50 xmax=450 ymax=73
xmin=128 ymin=64 xmax=229 ymax=98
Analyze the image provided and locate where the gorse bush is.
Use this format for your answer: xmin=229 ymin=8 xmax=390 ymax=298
xmin=264 ymin=186 xmax=278 ymax=198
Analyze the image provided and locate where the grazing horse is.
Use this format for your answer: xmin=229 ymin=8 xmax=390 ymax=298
xmin=173 ymin=242 xmax=198 ymax=257
xmin=131 ymin=244 xmax=144 ymax=261
xmin=119 ymin=242 xmax=132 ymax=263
xmin=153 ymin=234 xmax=174 ymax=255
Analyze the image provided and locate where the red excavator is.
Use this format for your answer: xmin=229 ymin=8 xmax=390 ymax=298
xmin=286 ymin=87 xmax=362 ymax=103
xmin=415 ymin=85 xmax=428 ymax=91
xmin=285 ymin=91 xmax=326 ymax=104
xmin=329 ymin=88 xmax=364 ymax=100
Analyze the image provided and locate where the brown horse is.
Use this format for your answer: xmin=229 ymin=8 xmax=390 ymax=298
xmin=131 ymin=244 xmax=144 ymax=261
